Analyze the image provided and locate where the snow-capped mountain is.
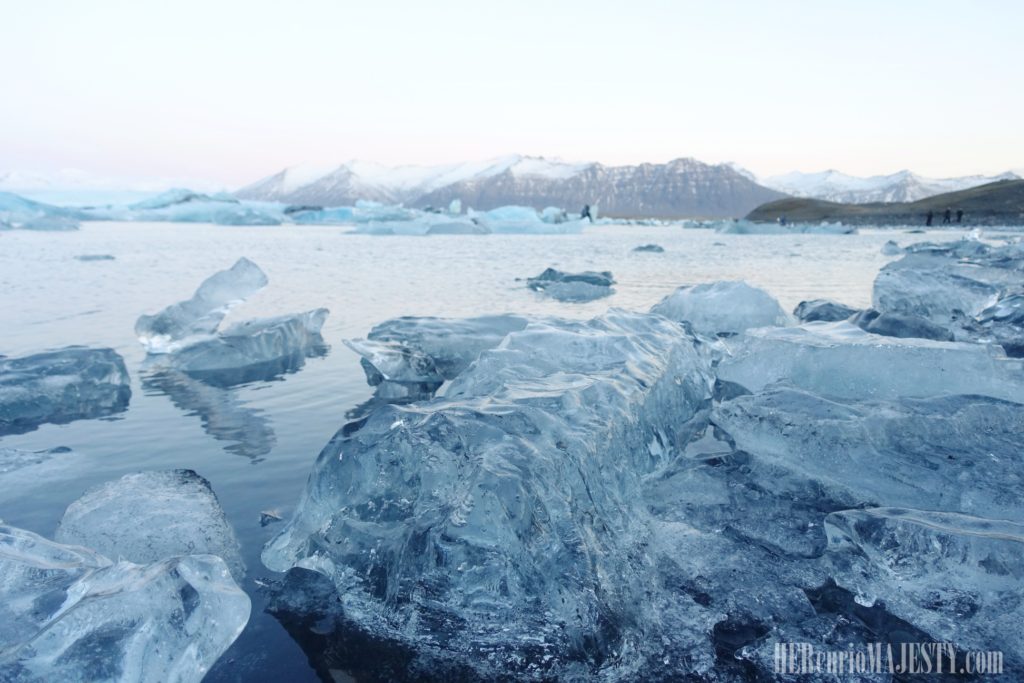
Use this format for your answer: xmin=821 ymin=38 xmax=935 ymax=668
xmin=759 ymin=169 xmax=1020 ymax=204
xmin=237 ymin=155 xmax=783 ymax=218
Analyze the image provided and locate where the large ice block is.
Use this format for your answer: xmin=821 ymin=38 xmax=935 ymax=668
xmin=717 ymin=321 xmax=1024 ymax=401
xmin=0 ymin=347 xmax=131 ymax=436
xmin=263 ymin=311 xmax=714 ymax=675
xmin=525 ymin=268 xmax=615 ymax=302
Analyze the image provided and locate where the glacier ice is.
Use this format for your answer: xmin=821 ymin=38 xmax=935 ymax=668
xmin=55 ymin=469 xmax=245 ymax=581
xmin=825 ymin=508 xmax=1024 ymax=666
xmin=713 ymin=219 xmax=856 ymax=235
xmin=712 ymin=388 xmax=1024 ymax=521
xmin=263 ymin=311 xmax=714 ymax=676
xmin=135 ymin=257 xmax=269 ymax=353
xmin=881 ymin=239 xmax=904 ymax=255
xmin=0 ymin=524 xmax=250 ymax=683
xmin=346 ymin=315 xmax=530 ymax=401
xmin=526 ymin=268 xmax=615 ymax=302
xmin=717 ymin=321 xmax=1024 ymax=401
xmin=83 ymin=190 xmax=284 ymax=225
xmin=792 ymin=298 xmax=858 ymax=323
xmin=632 ymin=243 xmax=665 ymax=253
xmin=164 ymin=308 xmax=328 ymax=378
xmin=872 ymin=239 xmax=1024 ymax=352
xmin=0 ymin=192 xmax=82 ymax=230
xmin=650 ymin=280 xmax=791 ymax=336
xmin=0 ymin=347 xmax=131 ymax=436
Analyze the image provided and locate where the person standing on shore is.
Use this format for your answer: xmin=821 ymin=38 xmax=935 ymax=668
xmin=943 ymin=208 xmax=952 ymax=224
xmin=926 ymin=210 xmax=934 ymax=226
xmin=956 ymin=209 xmax=964 ymax=224
xmin=580 ymin=204 xmax=593 ymax=223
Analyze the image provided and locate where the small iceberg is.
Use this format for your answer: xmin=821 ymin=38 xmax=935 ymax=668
xmin=526 ymin=268 xmax=615 ymax=302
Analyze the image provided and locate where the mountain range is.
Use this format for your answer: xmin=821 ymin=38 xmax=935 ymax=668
xmin=758 ymin=169 xmax=1020 ymax=204
xmin=236 ymin=156 xmax=784 ymax=219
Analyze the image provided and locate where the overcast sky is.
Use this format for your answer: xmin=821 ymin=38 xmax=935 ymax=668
xmin=2 ymin=0 xmax=1021 ymax=188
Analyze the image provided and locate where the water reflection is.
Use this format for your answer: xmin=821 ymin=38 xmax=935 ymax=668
xmin=142 ymin=341 xmax=329 ymax=460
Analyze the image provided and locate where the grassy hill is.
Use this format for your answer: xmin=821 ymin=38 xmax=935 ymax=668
xmin=746 ymin=179 xmax=1024 ymax=226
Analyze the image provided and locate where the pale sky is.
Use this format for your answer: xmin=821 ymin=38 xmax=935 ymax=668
xmin=1 ymin=0 xmax=1021 ymax=188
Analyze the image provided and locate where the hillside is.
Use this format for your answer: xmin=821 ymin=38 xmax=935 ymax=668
xmin=746 ymin=179 xmax=1024 ymax=225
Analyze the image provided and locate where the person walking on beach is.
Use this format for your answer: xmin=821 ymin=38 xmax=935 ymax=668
xmin=926 ymin=210 xmax=934 ymax=226
xmin=581 ymin=204 xmax=593 ymax=223
xmin=943 ymin=208 xmax=952 ymax=224
xmin=956 ymin=209 xmax=964 ymax=224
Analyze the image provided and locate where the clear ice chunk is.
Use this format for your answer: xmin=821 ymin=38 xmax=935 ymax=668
xmin=55 ymin=469 xmax=245 ymax=581
xmin=0 ymin=524 xmax=250 ymax=683
xmin=164 ymin=308 xmax=328 ymax=376
xmin=651 ymin=281 xmax=791 ymax=336
xmin=263 ymin=311 xmax=714 ymax=673
xmin=792 ymin=298 xmax=858 ymax=323
xmin=717 ymin=321 xmax=1024 ymax=401
xmin=0 ymin=347 xmax=131 ymax=436
xmin=526 ymin=268 xmax=615 ymax=302
xmin=134 ymin=257 xmax=269 ymax=353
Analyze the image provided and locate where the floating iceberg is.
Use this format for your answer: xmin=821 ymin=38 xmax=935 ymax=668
xmin=264 ymin=311 xmax=714 ymax=676
xmin=651 ymin=281 xmax=791 ymax=336
xmin=632 ymin=243 xmax=665 ymax=253
xmin=74 ymin=254 xmax=115 ymax=261
xmin=0 ymin=192 xmax=81 ymax=230
xmin=165 ymin=308 xmax=329 ymax=377
xmin=56 ymin=469 xmax=245 ymax=581
xmin=881 ymin=239 xmax=904 ymax=255
xmin=525 ymin=268 xmax=615 ymax=302
xmin=792 ymin=298 xmax=858 ymax=323
xmin=84 ymin=190 xmax=284 ymax=226
xmin=717 ymin=321 xmax=1024 ymax=401
xmin=135 ymin=257 xmax=269 ymax=353
xmin=0 ymin=347 xmax=131 ymax=436
xmin=714 ymin=220 xmax=856 ymax=235
xmin=0 ymin=524 xmax=250 ymax=683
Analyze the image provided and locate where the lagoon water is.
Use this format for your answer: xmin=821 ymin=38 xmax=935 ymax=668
xmin=0 ymin=221 xmax=983 ymax=681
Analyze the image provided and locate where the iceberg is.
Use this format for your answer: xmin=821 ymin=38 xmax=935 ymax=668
xmin=717 ymin=321 xmax=1024 ymax=401
xmin=263 ymin=311 xmax=714 ymax=676
xmin=74 ymin=254 xmax=115 ymax=262
xmin=713 ymin=220 xmax=856 ymax=235
xmin=135 ymin=257 xmax=269 ymax=353
xmin=0 ymin=347 xmax=131 ymax=436
xmin=881 ymin=239 xmax=904 ymax=255
xmin=55 ymin=469 xmax=245 ymax=581
xmin=164 ymin=308 xmax=329 ymax=377
xmin=0 ymin=192 xmax=81 ymax=230
xmin=792 ymin=298 xmax=857 ymax=323
xmin=0 ymin=524 xmax=250 ymax=683
xmin=632 ymin=243 xmax=665 ymax=253
xmin=651 ymin=281 xmax=791 ymax=336
xmin=525 ymin=268 xmax=615 ymax=302
xmin=84 ymin=190 xmax=284 ymax=226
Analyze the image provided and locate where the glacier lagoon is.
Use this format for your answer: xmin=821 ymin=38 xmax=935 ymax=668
xmin=0 ymin=220 xmax=1021 ymax=681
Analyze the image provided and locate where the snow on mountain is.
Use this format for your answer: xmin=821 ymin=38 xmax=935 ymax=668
xmin=761 ymin=169 xmax=1020 ymax=204
xmin=236 ymin=155 xmax=596 ymax=206
xmin=0 ymin=169 xmax=226 ymax=206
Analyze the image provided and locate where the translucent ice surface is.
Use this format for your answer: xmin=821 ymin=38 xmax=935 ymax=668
xmin=135 ymin=257 xmax=269 ymax=353
xmin=264 ymin=311 xmax=714 ymax=676
xmin=0 ymin=524 xmax=250 ymax=683
xmin=56 ymin=469 xmax=245 ymax=581
xmin=717 ymin=321 xmax=1024 ymax=401
xmin=525 ymin=268 xmax=615 ymax=302
xmin=651 ymin=280 xmax=792 ymax=336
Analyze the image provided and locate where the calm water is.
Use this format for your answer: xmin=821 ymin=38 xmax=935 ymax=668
xmin=0 ymin=221 xmax=979 ymax=681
